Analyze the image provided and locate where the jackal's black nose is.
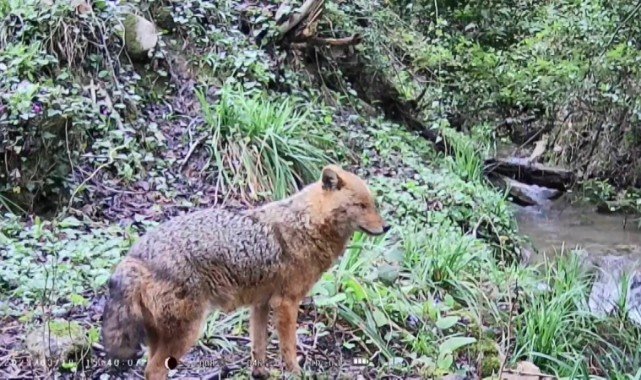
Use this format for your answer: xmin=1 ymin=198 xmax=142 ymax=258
xmin=382 ymin=224 xmax=391 ymax=233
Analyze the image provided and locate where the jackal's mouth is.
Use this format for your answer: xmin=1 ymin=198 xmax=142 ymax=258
xmin=358 ymin=226 xmax=386 ymax=236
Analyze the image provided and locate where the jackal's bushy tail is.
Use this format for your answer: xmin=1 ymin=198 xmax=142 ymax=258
xmin=101 ymin=258 xmax=148 ymax=361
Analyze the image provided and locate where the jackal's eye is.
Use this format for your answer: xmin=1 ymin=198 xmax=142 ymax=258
xmin=358 ymin=203 xmax=367 ymax=209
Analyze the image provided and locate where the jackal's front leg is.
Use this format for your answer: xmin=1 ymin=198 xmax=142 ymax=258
xmin=250 ymin=302 xmax=270 ymax=379
xmin=274 ymin=297 xmax=301 ymax=374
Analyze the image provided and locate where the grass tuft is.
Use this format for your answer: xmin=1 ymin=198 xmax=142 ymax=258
xmin=197 ymin=84 xmax=335 ymax=201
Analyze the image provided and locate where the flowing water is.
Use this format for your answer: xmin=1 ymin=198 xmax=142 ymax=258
xmin=512 ymin=184 xmax=641 ymax=324
xmin=495 ymin=142 xmax=641 ymax=257
xmin=493 ymin=138 xmax=641 ymax=321
xmin=514 ymin=190 xmax=641 ymax=259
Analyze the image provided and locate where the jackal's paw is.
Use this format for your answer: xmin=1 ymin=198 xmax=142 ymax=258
xmin=251 ymin=366 xmax=270 ymax=379
xmin=285 ymin=363 xmax=302 ymax=377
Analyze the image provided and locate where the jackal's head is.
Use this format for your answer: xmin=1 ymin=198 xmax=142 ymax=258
xmin=318 ymin=165 xmax=390 ymax=236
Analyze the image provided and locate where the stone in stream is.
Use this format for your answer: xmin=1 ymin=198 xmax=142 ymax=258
xmin=587 ymin=252 xmax=641 ymax=325
xmin=490 ymin=175 xmax=561 ymax=207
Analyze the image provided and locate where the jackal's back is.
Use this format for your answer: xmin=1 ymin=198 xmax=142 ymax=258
xmin=128 ymin=208 xmax=285 ymax=292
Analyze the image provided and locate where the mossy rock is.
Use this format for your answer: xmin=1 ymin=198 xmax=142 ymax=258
xmin=25 ymin=319 xmax=90 ymax=371
xmin=475 ymin=338 xmax=501 ymax=377
xmin=123 ymin=13 xmax=159 ymax=62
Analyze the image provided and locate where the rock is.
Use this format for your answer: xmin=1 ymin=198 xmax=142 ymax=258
xmin=516 ymin=361 xmax=541 ymax=373
xmin=489 ymin=175 xmax=561 ymax=207
xmin=502 ymin=177 xmax=539 ymax=206
xmin=25 ymin=319 xmax=90 ymax=369
xmin=123 ymin=14 xmax=159 ymax=62
xmin=588 ymin=254 xmax=641 ymax=326
xmin=520 ymin=245 xmax=535 ymax=265
xmin=71 ymin=0 xmax=92 ymax=14
xmin=376 ymin=263 xmax=400 ymax=285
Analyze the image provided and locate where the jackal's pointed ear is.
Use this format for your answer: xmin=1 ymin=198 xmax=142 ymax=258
xmin=321 ymin=166 xmax=344 ymax=191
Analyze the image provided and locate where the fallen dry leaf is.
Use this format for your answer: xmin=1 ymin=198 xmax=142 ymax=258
xmin=500 ymin=361 xmax=555 ymax=380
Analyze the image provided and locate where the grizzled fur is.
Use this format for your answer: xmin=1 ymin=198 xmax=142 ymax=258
xmin=101 ymin=165 xmax=389 ymax=380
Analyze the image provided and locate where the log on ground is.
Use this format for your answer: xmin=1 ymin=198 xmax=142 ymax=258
xmin=484 ymin=157 xmax=575 ymax=191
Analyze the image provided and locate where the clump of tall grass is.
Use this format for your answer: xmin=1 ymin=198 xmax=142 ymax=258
xmin=442 ymin=129 xmax=485 ymax=182
xmin=513 ymin=253 xmax=641 ymax=377
xmin=197 ymin=84 xmax=334 ymax=201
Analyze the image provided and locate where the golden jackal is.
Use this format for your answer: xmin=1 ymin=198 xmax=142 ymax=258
xmin=101 ymin=165 xmax=390 ymax=379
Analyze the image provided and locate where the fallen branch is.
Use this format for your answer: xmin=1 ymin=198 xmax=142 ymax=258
xmin=290 ymin=34 xmax=363 ymax=50
xmin=497 ymin=115 xmax=538 ymax=129
xmin=308 ymin=34 xmax=362 ymax=46
xmin=489 ymin=175 xmax=539 ymax=207
xmin=484 ymin=157 xmax=575 ymax=191
xmin=277 ymin=0 xmax=325 ymax=37
xmin=335 ymin=55 xmax=448 ymax=153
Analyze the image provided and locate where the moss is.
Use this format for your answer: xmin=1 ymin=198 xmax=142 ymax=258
xmin=476 ymin=338 xmax=501 ymax=377
xmin=482 ymin=356 xmax=501 ymax=377
xmin=47 ymin=320 xmax=84 ymax=338
xmin=154 ymin=6 xmax=176 ymax=31
xmin=123 ymin=14 xmax=144 ymax=56
xmin=25 ymin=319 xmax=90 ymax=371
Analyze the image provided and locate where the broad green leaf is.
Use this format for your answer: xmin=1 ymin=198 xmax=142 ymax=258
xmin=345 ymin=277 xmax=367 ymax=301
xmin=372 ymin=308 xmax=388 ymax=327
xmin=439 ymin=336 xmax=477 ymax=354
xmin=59 ymin=217 xmax=82 ymax=228
xmin=313 ymin=293 xmax=346 ymax=307
xmin=436 ymin=315 xmax=460 ymax=330
xmin=437 ymin=352 xmax=453 ymax=370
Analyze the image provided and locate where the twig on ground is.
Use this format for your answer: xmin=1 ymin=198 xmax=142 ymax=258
xmin=180 ymin=117 xmax=205 ymax=167
xmin=180 ymin=134 xmax=208 ymax=171
xmin=209 ymin=335 xmax=251 ymax=343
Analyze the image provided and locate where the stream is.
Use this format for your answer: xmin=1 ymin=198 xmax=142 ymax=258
xmin=515 ymin=191 xmax=641 ymax=258
xmin=511 ymin=184 xmax=641 ymax=324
